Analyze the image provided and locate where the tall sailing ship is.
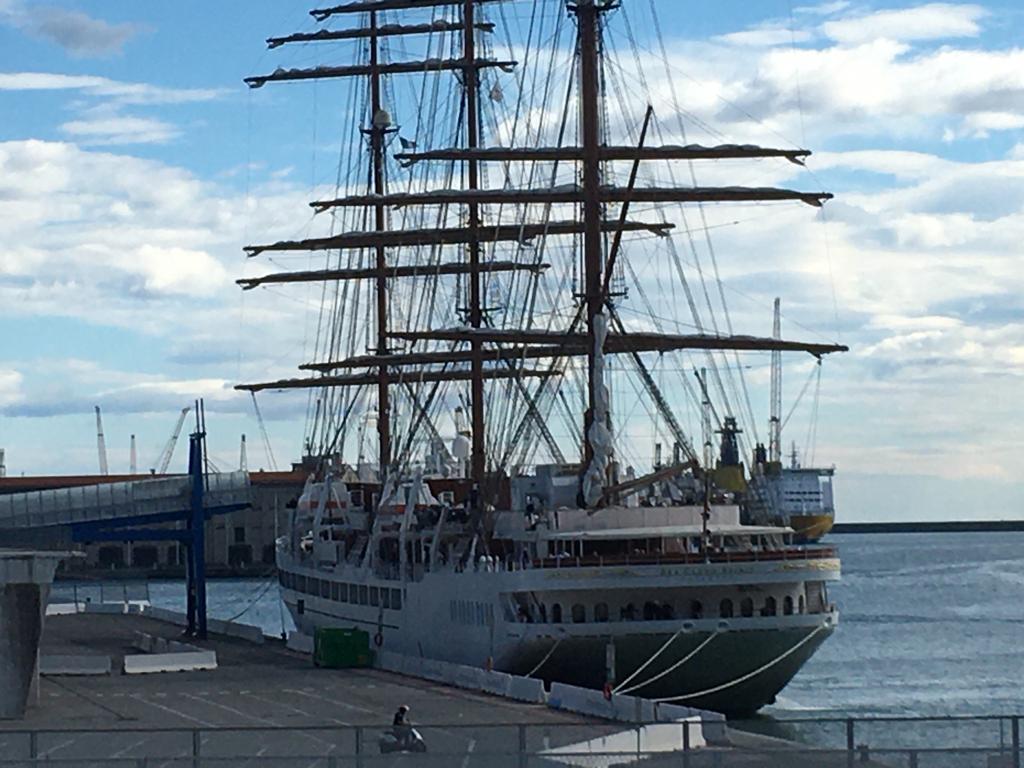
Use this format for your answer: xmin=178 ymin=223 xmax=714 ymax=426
xmin=238 ymin=0 xmax=847 ymax=715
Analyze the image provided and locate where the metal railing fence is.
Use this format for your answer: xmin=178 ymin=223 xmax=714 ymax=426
xmin=0 ymin=716 xmax=1019 ymax=767
xmin=49 ymin=580 xmax=151 ymax=608
xmin=0 ymin=747 xmax=1019 ymax=767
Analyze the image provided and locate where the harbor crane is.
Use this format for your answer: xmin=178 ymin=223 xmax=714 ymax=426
xmin=152 ymin=407 xmax=191 ymax=474
xmin=95 ymin=406 xmax=109 ymax=476
xmin=769 ymin=298 xmax=783 ymax=464
xmin=130 ymin=434 xmax=137 ymax=475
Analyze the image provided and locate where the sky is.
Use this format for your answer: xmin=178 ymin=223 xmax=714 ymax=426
xmin=1 ymin=0 xmax=1023 ymax=521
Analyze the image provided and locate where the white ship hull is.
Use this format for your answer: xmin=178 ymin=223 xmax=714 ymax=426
xmin=278 ymin=544 xmax=839 ymax=716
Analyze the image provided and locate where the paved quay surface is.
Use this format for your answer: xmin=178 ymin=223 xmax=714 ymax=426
xmin=0 ymin=613 xmax=893 ymax=767
xmin=15 ymin=613 xmax=590 ymax=730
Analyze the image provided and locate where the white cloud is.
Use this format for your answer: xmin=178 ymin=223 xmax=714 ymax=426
xmin=665 ymin=39 xmax=1024 ymax=143
xmin=60 ymin=113 xmax=179 ymax=145
xmin=0 ymin=72 xmax=223 ymax=105
xmin=794 ymin=1 xmax=851 ymax=15
xmin=132 ymin=245 xmax=229 ymax=295
xmin=961 ymin=111 xmax=1024 ymax=138
xmin=0 ymin=138 xmax=318 ymax=350
xmin=0 ymin=369 xmax=23 ymax=407
xmin=716 ymin=26 xmax=813 ymax=48
xmin=822 ymin=3 xmax=987 ymax=44
xmin=28 ymin=7 xmax=144 ymax=57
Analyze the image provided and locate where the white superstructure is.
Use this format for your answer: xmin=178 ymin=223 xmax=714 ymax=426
xmin=278 ymin=472 xmax=839 ymax=715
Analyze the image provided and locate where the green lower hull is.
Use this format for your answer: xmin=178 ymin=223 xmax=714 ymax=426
xmin=501 ymin=624 xmax=832 ymax=717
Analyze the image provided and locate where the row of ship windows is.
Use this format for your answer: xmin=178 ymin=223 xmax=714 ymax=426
xmin=539 ymin=594 xmax=806 ymax=624
xmin=450 ymin=600 xmax=495 ymax=626
xmin=279 ymin=571 xmax=403 ymax=610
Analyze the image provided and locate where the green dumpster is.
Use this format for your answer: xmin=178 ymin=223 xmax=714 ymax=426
xmin=313 ymin=627 xmax=375 ymax=669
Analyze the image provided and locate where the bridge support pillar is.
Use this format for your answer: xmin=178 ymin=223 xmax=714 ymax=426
xmin=185 ymin=424 xmax=208 ymax=640
xmin=0 ymin=552 xmax=66 ymax=719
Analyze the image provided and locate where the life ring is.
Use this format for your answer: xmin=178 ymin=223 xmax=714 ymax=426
xmin=603 ymin=682 xmax=613 ymax=701
xmin=374 ymin=631 xmax=384 ymax=648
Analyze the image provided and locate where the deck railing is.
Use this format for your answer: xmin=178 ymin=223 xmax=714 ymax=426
xmin=529 ymin=545 xmax=838 ymax=570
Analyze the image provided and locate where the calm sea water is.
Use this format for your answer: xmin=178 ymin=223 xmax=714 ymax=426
xmin=772 ymin=532 xmax=1024 ymax=720
xmin=138 ymin=532 xmax=1024 ymax=720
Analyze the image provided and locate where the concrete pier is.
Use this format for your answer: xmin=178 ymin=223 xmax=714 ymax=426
xmin=0 ymin=551 xmax=67 ymax=719
xmin=0 ymin=612 xmax=908 ymax=766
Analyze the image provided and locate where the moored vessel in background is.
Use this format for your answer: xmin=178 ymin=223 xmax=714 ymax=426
xmin=745 ymin=444 xmax=836 ymax=543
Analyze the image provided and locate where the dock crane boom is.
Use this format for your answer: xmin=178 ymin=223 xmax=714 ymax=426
xmin=95 ymin=406 xmax=109 ymax=476
xmin=154 ymin=407 xmax=191 ymax=474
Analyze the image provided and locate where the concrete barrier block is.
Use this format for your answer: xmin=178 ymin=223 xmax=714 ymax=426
xmin=610 ymin=693 xmax=656 ymax=723
xmin=541 ymin=722 xmax=704 ymax=762
xmin=507 ymin=675 xmax=547 ymax=704
xmin=132 ymin=632 xmax=156 ymax=654
xmin=451 ymin=664 xmax=484 ymax=691
xmin=399 ymin=655 xmax=422 ymax=678
xmin=419 ymin=658 xmax=448 ymax=683
xmin=143 ymin=606 xmax=188 ymax=627
xmin=45 ymin=603 xmax=79 ymax=616
xmin=656 ymin=703 xmax=700 ymax=721
xmin=640 ymin=722 xmax=705 ymax=751
xmin=82 ymin=603 xmax=125 ymax=615
xmin=286 ymin=631 xmax=313 ymax=655
xmin=657 ymin=703 xmax=723 ymax=743
xmin=206 ymin=618 xmax=228 ymax=635
xmin=123 ymin=651 xmax=217 ymax=675
xmin=548 ymin=682 xmax=615 ymax=719
xmin=223 ymin=621 xmax=265 ymax=645
xmin=39 ymin=655 xmax=112 ymax=677
xmin=376 ymin=650 xmax=404 ymax=673
xmin=699 ymin=711 xmax=727 ymax=743
xmin=480 ymin=670 xmax=513 ymax=697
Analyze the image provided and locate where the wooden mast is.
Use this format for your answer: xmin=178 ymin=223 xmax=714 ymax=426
xmin=576 ymin=0 xmax=608 ymax=503
xmin=463 ymin=0 xmax=486 ymax=501
xmin=238 ymin=0 xmax=845 ymax=486
xmin=369 ymin=11 xmax=392 ymax=480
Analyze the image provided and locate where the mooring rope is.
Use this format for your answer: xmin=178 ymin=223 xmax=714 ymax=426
xmin=615 ymin=631 xmax=718 ymax=696
xmin=611 ymin=627 xmax=684 ymax=694
xmin=525 ymin=635 xmax=564 ymax=677
xmin=650 ymin=622 xmax=829 ymax=703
